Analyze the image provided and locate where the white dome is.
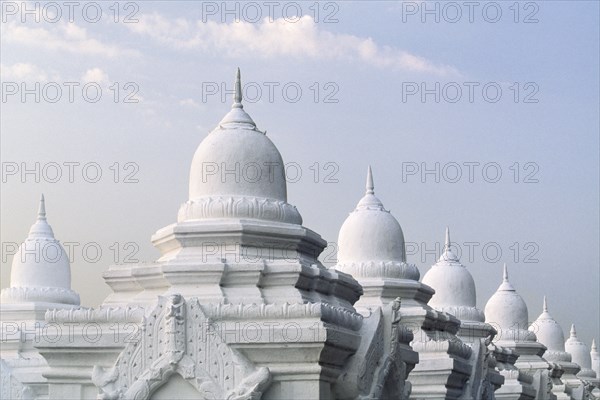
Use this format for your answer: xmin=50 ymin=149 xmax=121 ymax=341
xmin=484 ymin=264 xmax=532 ymax=341
xmin=337 ymin=167 xmax=406 ymax=264
xmin=529 ymin=297 xmax=565 ymax=352
xmin=422 ymin=228 xmax=483 ymax=322
xmin=189 ymin=69 xmax=286 ymax=203
xmin=180 ymin=69 xmax=301 ymax=225
xmin=1 ymin=196 xmax=79 ymax=305
xmin=565 ymin=325 xmax=593 ymax=372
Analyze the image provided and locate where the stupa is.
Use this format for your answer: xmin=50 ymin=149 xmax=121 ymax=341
xmin=485 ymin=265 xmax=552 ymax=399
xmin=529 ymin=297 xmax=580 ymax=399
xmin=335 ymin=169 xmax=472 ymax=399
xmin=422 ymin=228 xmax=504 ymax=398
xmin=0 ymin=196 xmax=80 ymax=400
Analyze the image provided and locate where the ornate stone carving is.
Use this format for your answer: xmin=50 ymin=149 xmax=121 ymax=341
xmin=1 ymin=286 xmax=80 ymax=305
xmin=178 ymin=196 xmax=302 ymax=225
xmin=337 ymin=261 xmax=420 ymax=281
xmin=437 ymin=305 xmax=485 ymax=324
xmin=336 ymin=298 xmax=415 ymax=400
xmin=91 ymin=295 xmax=271 ymax=400
xmin=46 ymin=306 xmax=145 ymax=323
xmin=201 ymin=301 xmax=363 ymax=332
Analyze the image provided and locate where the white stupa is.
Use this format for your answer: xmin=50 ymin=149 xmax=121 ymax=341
xmin=485 ymin=264 xmax=553 ymax=400
xmin=530 ymin=297 xmax=580 ymax=399
xmin=35 ymin=70 xmax=365 ymax=400
xmin=565 ymin=325 xmax=597 ymax=380
xmin=484 ymin=264 xmax=534 ymax=344
xmin=529 ymin=297 xmax=576 ymax=368
xmin=336 ymin=166 xmax=419 ymax=308
xmin=336 ymin=168 xmax=472 ymax=399
xmin=422 ymin=227 xmax=482 ymax=322
xmin=0 ymin=195 xmax=80 ymax=400
xmin=421 ymin=228 xmax=510 ymax=398
xmin=1 ymin=195 xmax=80 ymax=307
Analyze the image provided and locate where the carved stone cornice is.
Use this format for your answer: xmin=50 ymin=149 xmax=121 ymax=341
xmin=438 ymin=305 xmax=486 ymax=324
xmin=337 ymin=261 xmax=420 ymax=281
xmin=178 ymin=196 xmax=302 ymax=225
xmin=45 ymin=306 xmax=145 ymax=323
xmin=201 ymin=302 xmax=363 ymax=332
xmin=1 ymin=287 xmax=80 ymax=306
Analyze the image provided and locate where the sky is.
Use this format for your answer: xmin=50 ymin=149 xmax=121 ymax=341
xmin=1 ymin=1 xmax=598 ymax=348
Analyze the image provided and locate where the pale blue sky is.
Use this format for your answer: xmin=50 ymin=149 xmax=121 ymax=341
xmin=1 ymin=1 xmax=598 ymax=346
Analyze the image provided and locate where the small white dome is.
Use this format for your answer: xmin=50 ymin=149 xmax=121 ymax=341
xmin=484 ymin=264 xmax=530 ymax=337
xmin=529 ymin=297 xmax=565 ymax=352
xmin=188 ymin=69 xmax=287 ymax=203
xmin=2 ymin=196 xmax=79 ymax=305
xmin=565 ymin=325 xmax=593 ymax=372
xmin=337 ymin=167 xmax=406 ymax=265
xmin=422 ymin=228 xmax=482 ymax=322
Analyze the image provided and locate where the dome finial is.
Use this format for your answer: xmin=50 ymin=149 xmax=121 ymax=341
xmin=366 ymin=165 xmax=374 ymax=195
xmin=445 ymin=226 xmax=451 ymax=250
xmin=217 ymin=68 xmax=256 ymax=128
xmin=38 ymin=194 xmax=46 ymax=221
xmin=570 ymin=324 xmax=577 ymax=338
xmin=543 ymin=295 xmax=548 ymax=312
xmin=592 ymin=338 xmax=597 ymax=351
xmin=503 ymin=263 xmax=509 ymax=282
xmin=233 ymin=67 xmax=243 ymax=109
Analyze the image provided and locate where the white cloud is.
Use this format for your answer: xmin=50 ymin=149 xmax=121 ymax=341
xmin=127 ymin=13 xmax=458 ymax=76
xmin=0 ymin=62 xmax=51 ymax=81
xmin=179 ymin=98 xmax=202 ymax=109
xmin=0 ymin=21 xmax=136 ymax=58
xmin=81 ymin=67 xmax=109 ymax=85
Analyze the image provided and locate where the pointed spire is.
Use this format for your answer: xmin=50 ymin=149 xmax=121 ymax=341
xmin=355 ymin=166 xmax=385 ymax=211
xmin=38 ymin=194 xmax=46 ymax=221
xmin=570 ymin=324 xmax=577 ymax=338
xmin=233 ymin=67 xmax=243 ymax=108
xmin=28 ymin=194 xmax=55 ymax=238
xmin=543 ymin=296 xmax=548 ymax=312
xmin=438 ymin=226 xmax=459 ymax=263
xmin=592 ymin=339 xmax=597 ymax=351
xmin=218 ymin=68 xmax=256 ymax=129
xmin=366 ymin=165 xmax=374 ymax=195
xmin=497 ymin=262 xmax=515 ymax=291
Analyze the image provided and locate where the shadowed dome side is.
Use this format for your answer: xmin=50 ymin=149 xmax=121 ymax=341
xmin=181 ymin=69 xmax=301 ymax=225
xmin=422 ymin=227 xmax=483 ymax=322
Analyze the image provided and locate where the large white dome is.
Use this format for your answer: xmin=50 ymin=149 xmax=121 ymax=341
xmin=179 ymin=69 xmax=301 ymax=225
xmin=188 ymin=114 xmax=287 ymax=202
